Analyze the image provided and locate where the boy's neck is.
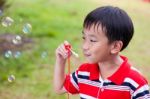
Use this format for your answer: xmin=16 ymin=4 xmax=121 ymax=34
xmin=98 ymin=55 xmax=123 ymax=80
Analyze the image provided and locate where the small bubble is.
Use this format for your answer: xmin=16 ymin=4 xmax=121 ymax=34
xmin=0 ymin=9 xmax=3 ymax=16
xmin=22 ymin=23 xmax=32 ymax=34
xmin=16 ymin=35 xmax=22 ymax=40
xmin=8 ymin=75 xmax=15 ymax=83
xmin=12 ymin=35 xmax=22 ymax=45
xmin=13 ymin=51 xmax=21 ymax=58
xmin=1 ymin=16 xmax=14 ymax=27
xmin=41 ymin=51 xmax=48 ymax=58
xmin=4 ymin=50 xmax=12 ymax=58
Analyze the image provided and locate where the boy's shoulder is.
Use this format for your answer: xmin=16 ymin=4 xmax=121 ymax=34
xmin=126 ymin=66 xmax=148 ymax=85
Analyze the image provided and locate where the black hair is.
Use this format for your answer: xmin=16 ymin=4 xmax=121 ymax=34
xmin=83 ymin=6 xmax=134 ymax=51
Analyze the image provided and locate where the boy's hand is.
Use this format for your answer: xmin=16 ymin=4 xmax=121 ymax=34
xmin=55 ymin=41 xmax=71 ymax=62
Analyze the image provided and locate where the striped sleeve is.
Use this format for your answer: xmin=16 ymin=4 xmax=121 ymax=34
xmin=63 ymin=71 xmax=79 ymax=94
xmin=132 ymin=84 xmax=150 ymax=99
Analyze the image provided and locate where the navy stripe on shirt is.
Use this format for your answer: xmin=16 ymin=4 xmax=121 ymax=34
xmin=78 ymin=74 xmax=89 ymax=80
xmin=122 ymin=82 xmax=136 ymax=91
xmin=133 ymin=90 xmax=150 ymax=99
xmin=72 ymin=72 xmax=78 ymax=85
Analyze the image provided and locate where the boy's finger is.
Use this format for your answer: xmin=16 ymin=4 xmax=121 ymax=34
xmin=56 ymin=47 xmax=68 ymax=59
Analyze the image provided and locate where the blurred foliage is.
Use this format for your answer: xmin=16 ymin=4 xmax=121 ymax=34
xmin=0 ymin=0 xmax=6 ymax=10
xmin=0 ymin=0 xmax=10 ymax=10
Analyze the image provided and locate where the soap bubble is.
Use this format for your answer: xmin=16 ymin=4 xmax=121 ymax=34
xmin=0 ymin=9 xmax=3 ymax=16
xmin=8 ymin=75 xmax=15 ymax=83
xmin=13 ymin=51 xmax=21 ymax=58
xmin=41 ymin=51 xmax=48 ymax=58
xmin=12 ymin=35 xmax=22 ymax=45
xmin=22 ymin=23 xmax=32 ymax=34
xmin=1 ymin=16 xmax=14 ymax=27
xmin=4 ymin=50 xmax=12 ymax=58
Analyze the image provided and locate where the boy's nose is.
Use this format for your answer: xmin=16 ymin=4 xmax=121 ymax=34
xmin=82 ymin=42 xmax=89 ymax=51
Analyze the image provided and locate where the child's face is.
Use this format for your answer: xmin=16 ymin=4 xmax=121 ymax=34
xmin=82 ymin=24 xmax=113 ymax=63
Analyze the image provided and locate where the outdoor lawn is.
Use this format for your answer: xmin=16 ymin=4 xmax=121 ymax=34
xmin=0 ymin=0 xmax=150 ymax=99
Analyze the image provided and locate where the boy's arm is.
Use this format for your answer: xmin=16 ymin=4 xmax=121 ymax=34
xmin=53 ymin=42 xmax=69 ymax=94
xmin=54 ymin=58 xmax=67 ymax=94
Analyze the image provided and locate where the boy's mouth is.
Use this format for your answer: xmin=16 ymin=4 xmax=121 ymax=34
xmin=84 ymin=53 xmax=91 ymax=57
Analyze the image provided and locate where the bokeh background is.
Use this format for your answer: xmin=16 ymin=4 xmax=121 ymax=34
xmin=0 ymin=0 xmax=150 ymax=99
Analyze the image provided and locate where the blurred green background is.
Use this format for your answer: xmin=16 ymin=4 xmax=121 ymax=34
xmin=0 ymin=0 xmax=150 ymax=99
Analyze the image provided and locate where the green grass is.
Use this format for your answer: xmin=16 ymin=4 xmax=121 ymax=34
xmin=0 ymin=0 xmax=150 ymax=99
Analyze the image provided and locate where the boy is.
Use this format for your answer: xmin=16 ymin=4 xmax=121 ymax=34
xmin=54 ymin=6 xmax=150 ymax=99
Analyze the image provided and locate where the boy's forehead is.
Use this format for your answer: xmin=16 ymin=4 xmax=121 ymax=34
xmin=83 ymin=24 xmax=105 ymax=35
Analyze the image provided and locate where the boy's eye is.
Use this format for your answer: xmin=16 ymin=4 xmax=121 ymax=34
xmin=82 ymin=36 xmax=85 ymax=40
xmin=90 ymin=39 xmax=97 ymax=42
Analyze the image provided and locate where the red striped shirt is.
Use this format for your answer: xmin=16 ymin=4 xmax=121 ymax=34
xmin=64 ymin=56 xmax=150 ymax=99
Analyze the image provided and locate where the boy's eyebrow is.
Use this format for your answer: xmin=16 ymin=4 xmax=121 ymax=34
xmin=82 ymin=31 xmax=97 ymax=38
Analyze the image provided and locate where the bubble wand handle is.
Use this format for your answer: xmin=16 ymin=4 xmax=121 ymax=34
xmin=65 ymin=44 xmax=71 ymax=74
xmin=64 ymin=44 xmax=71 ymax=99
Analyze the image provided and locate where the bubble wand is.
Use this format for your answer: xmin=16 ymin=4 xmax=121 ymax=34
xmin=64 ymin=41 xmax=79 ymax=99
xmin=64 ymin=43 xmax=71 ymax=99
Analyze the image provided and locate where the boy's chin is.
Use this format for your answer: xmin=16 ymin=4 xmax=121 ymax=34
xmin=86 ymin=59 xmax=97 ymax=64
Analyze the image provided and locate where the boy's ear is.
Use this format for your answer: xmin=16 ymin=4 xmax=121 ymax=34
xmin=110 ymin=41 xmax=123 ymax=54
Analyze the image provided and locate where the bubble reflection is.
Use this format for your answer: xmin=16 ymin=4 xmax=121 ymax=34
xmin=41 ymin=51 xmax=48 ymax=59
xmin=0 ymin=10 xmax=3 ymax=16
xmin=12 ymin=35 xmax=22 ymax=45
xmin=8 ymin=75 xmax=15 ymax=83
xmin=4 ymin=50 xmax=12 ymax=58
xmin=13 ymin=51 xmax=21 ymax=58
xmin=1 ymin=16 xmax=14 ymax=27
xmin=22 ymin=23 xmax=32 ymax=34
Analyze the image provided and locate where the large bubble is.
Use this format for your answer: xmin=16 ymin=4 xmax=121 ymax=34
xmin=1 ymin=17 xmax=14 ymax=27
xmin=22 ymin=23 xmax=32 ymax=34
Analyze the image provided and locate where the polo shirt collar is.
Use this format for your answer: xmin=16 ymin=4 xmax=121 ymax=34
xmin=89 ymin=56 xmax=131 ymax=85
